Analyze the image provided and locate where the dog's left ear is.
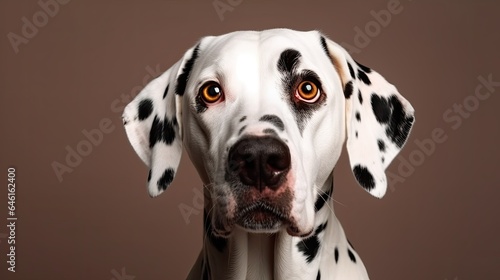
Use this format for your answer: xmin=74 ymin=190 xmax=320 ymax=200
xmin=321 ymin=34 xmax=415 ymax=198
xmin=122 ymin=43 xmax=202 ymax=197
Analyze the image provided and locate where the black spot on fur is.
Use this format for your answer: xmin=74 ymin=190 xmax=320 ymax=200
xmin=355 ymin=131 xmax=358 ymax=138
xmin=238 ymin=125 xmax=247 ymax=136
xmin=138 ymin=99 xmax=153 ymax=121
xmin=355 ymin=111 xmax=361 ymax=121
xmin=176 ymin=44 xmax=201 ymax=96
xmin=344 ymin=81 xmax=354 ymax=99
xmin=314 ymin=184 xmax=333 ymax=212
xmin=355 ymin=61 xmax=372 ymax=73
xmin=353 ymin=165 xmax=375 ymax=191
xmin=382 ymin=157 xmax=385 ymax=163
xmin=149 ymin=115 xmax=177 ymax=147
xmin=348 ymin=248 xmax=357 ymax=263
xmin=239 ymin=116 xmax=247 ymax=122
xmin=316 ymin=270 xmax=321 ymax=280
xmin=259 ymin=114 xmax=285 ymax=131
xmin=163 ymin=84 xmax=170 ymax=99
xmin=147 ymin=170 xmax=151 ymax=182
xmin=195 ymin=94 xmax=208 ymax=113
xmin=278 ymin=49 xmax=301 ymax=73
xmin=371 ymin=94 xmax=414 ymax=148
xmin=357 ymin=69 xmax=371 ymax=85
xmin=204 ymin=211 xmax=227 ymax=253
xmin=157 ymin=168 xmax=174 ymax=191
xmin=378 ymin=139 xmax=386 ymax=152
xmin=358 ymin=90 xmax=363 ymax=104
xmin=334 ymin=247 xmax=339 ymax=263
xmin=347 ymin=62 xmax=355 ymax=79
xmin=297 ymin=222 xmax=328 ymax=263
xmin=263 ymin=128 xmax=278 ymax=136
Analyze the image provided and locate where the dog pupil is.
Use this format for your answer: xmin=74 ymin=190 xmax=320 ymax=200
xmin=209 ymin=86 xmax=220 ymax=96
xmin=302 ymin=83 xmax=312 ymax=93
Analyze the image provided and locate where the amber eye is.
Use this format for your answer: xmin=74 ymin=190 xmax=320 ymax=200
xmin=296 ymin=80 xmax=320 ymax=102
xmin=200 ymin=82 xmax=223 ymax=103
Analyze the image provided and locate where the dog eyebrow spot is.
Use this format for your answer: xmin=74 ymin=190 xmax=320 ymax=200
xmin=277 ymin=49 xmax=301 ymax=74
xmin=259 ymin=115 xmax=285 ymax=131
xmin=262 ymin=128 xmax=278 ymax=136
xmin=239 ymin=116 xmax=247 ymax=122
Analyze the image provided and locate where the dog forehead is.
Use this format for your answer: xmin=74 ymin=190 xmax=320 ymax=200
xmin=201 ymin=29 xmax=325 ymax=66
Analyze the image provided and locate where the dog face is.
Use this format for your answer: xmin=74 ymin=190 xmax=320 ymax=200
xmin=122 ymin=29 xmax=415 ymax=237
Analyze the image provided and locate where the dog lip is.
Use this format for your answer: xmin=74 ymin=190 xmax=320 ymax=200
xmin=236 ymin=201 xmax=287 ymax=221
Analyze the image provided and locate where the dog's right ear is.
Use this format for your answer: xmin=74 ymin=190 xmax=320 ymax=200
xmin=122 ymin=43 xmax=201 ymax=197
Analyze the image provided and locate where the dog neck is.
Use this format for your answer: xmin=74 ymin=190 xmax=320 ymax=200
xmin=190 ymin=175 xmax=338 ymax=280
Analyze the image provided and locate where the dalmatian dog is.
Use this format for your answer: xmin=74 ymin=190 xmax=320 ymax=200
xmin=122 ymin=28 xmax=414 ymax=280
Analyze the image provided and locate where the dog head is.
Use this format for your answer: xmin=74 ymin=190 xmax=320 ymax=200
xmin=122 ymin=29 xmax=415 ymax=237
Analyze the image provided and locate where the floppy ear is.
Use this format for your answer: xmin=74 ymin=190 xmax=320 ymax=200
xmin=122 ymin=43 xmax=201 ymax=197
xmin=321 ymin=35 xmax=415 ymax=198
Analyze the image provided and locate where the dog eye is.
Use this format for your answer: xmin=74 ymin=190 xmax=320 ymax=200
xmin=295 ymin=80 xmax=320 ymax=102
xmin=200 ymin=82 xmax=224 ymax=103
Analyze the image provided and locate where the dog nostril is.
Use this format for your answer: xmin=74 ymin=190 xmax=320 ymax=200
xmin=227 ymin=136 xmax=291 ymax=191
xmin=267 ymin=153 xmax=290 ymax=172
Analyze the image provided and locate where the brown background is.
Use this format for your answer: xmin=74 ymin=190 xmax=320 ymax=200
xmin=1 ymin=0 xmax=499 ymax=279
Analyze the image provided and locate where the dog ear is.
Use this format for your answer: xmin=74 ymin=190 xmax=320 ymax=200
xmin=122 ymin=43 xmax=201 ymax=197
xmin=321 ymin=34 xmax=415 ymax=198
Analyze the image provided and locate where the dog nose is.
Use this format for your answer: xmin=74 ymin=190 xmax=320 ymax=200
xmin=228 ymin=136 xmax=291 ymax=191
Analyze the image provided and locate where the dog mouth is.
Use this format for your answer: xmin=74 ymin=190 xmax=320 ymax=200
xmin=235 ymin=201 xmax=289 ymax=232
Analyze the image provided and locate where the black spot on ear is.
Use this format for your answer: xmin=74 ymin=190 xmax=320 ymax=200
xmin=147 ymin=170 xmax=151 ymax=182
xmin=149 ymin=115 xmax=177 ymax=147
xmin=358 ymin=90 xmax=363 ymax=104
xmin=176 ymin=44 xmax=201 ymax=96
xmin=371 ymin=94 xmax=414 ymax=148
xmin=163 ymin=84 xmax=170 ymax=99
xmin=347 ymin=62 xmax=355 ymax=79
xmin=259 ymin=115 xmax=285 ymax=131
xmin=371 ymin=94 xmax=391 ymax=123
xmin=238 ymin=125 xmax=247 ymax=136
xmin=357 ymin=69 xmax=371 ymax=85
xmin=355 ymin=61 xmax=372 ymax=73
xmin=334 ymin=247 xmax=339 ymax=263
xmin=377 ymin=139 xmax=386 ymax=152
xmin=344 ymin=81 xmax=354 ymax=99
xmin=278 ymin=49 xmax=301 ymax=74
xmin=348 ymin=248 xmax=357 ymax=263
xmin=203 ymin=211 xmax=227 ymax=253
xmin=239 ymin=116 xmax=247 ymax=122
xmin=316 ymin=270 xmax=321 ymax=280
xmin=347 ymin=239 xmax=355 ymax=250
xmin=353 ymin=165 xmax=375 ymax=191
xmin=138 ymin=99 xmax=154 ymax=121
xmin=157 ymin=168 xmax=174 ymax=191
xmin=386 ymin=95 xmax=414 ymax=148
xmin=297 ymin=222 xmax=327 ymax=263
xmin=355 ymin=112 xmax=361 ymax=121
